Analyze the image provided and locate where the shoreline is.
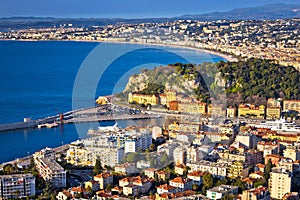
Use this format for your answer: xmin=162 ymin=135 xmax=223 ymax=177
xmin=0 ymin=38 xmax=234 ymax=165
xmin=99 ymin=40 xmax=237 ymax=62
xmin=0 ymin=144 xmax=69 ymax=168
xmin=0 ymin=38 xmax=236 ymax=62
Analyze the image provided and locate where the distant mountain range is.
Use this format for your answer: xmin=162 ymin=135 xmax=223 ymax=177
xmin=178 ymin=3 xmax=300 ymax=20
xmin=0 ymin=3 xmax=299 ymax=30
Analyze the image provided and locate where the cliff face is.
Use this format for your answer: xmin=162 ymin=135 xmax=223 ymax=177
xmin=124 ymin=73 xmax=149 ymax=92
xmin=123 ymin=66 xmax=201 ymax=98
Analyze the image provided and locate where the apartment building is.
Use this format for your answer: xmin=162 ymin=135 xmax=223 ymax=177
xmin=169 ymin=177 xmax=193 ymax=193
xmin=124 ymin=131 xmax=152 ymax=153
xmin=66 ymin=140 xmax=93 ymax=166
xmin=187 ymin=160 xmax=228 ymax=179
xmin=284 ymin=145 xmax=300 ymax=161
xmin=83 ymin=136 xmax=125 ymax=167
xmin=34 ymin=148 xmax=66 ymax=188
xmin=0 ymin=174 xmax=35 ymax=199
xmin=36 ymin=158 xmax=66 ymax=188
xmin=283 ymin=100 xmax=300 ymax=113
xmin=173 ymin=146 xmax=187 ymax=165
xmin=268 ymin=167 xmax=292 ymax=199
xmin=241 ymin=186 xmax=270 ymax=200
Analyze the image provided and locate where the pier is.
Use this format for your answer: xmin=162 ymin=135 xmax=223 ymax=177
xmin=0 ymin=105 xmax=162 ymax=133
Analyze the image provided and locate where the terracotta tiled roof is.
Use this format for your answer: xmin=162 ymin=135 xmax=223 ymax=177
xmin=62 ymin=190 xmax=72 ymax=197
xmin=145 ymin=168 xmax=157 ymax=172
xmin=94 ymin=172 xmax=112 ymax=179
xmin=175 ymin=164 xmax=185 ymax=169
xmin=256 ymin=163 xmax=265 ymax=168
xmin=187 ymin=170 xmax=207 ymax=177
xmin=169 ymin=177 xmax=191 ymax=184
xmin=71 ymin=187 xmax=86 ymax=193
xmin=157 ymin=184 xmax=176 ymax=191
xmin=156 ymin=170 xmax=170 ymax=175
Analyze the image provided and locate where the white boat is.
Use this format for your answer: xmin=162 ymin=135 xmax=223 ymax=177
xmin=37 ymin=123 xmax=59 ymax=129
xmin=88 ymin=122 xmax=119 ymax=134
xmin=253 ymin=118 xmax=300 ymax=132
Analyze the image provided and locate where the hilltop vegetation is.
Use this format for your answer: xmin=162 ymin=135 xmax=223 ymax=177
xmin=123 ymin=58 xmax=300 ymax=106
xmin=217 ymin=58 xmax=300 ymax=104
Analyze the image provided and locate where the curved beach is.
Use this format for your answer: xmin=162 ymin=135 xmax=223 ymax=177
xmin=5 ymin=38 xmax=235 ymax=62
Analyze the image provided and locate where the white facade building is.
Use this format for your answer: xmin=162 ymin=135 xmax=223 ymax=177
xmin=34 ymin=148 xmax=66 ymax=188
xmin=173 ymin=146 xmax=187 ymax=165
xmin=83 ymin=136 xmax=125 ymax=167
xmin=0 ymin=174 xmax=35 ymax=199
xmin=269 ymin=167 xmax=292 ymax=199
xmin=124 ymin=131 xmax=152 ymax=153
xmin=207 ymin=185 xmax=238 ymax=199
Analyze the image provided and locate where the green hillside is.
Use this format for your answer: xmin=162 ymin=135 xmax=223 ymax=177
xmin=124 ymin=58 xmax=300 ymax=106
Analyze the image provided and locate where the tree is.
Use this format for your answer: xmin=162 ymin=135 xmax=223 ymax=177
xmin=106 ymin=184 xmax=112 ymax=191
xmin=3 ymin=164 xmax=15 ymax=174
xmin=15 ymin=190 xmax=20 ymax=198
xmin=126 ymin=152 xmax=139 ymax=163
xmin=264 ymin=159 xmax=272 ymax=181
xmin=94 ymin=159 xmax=103 ymax=175
xmin=28 ymin=157 xmax=35 ymax=170
xmin=254 ymin=180 xmax=266 ymax=188
xmin=222 ymin=193 xmax=234 ymax=200
xmin=86 ymin=186 xmax=93 ymax=194
xmin=183 ymin=166 xmax=191 ymax=178
xmin=201 ymin=185 xmax=208 ymax=195
xmin=192 ymin=184 xmax=199 ymax=191
xmin=50 ymin=193 xmax=56 ymax=200
xmin=216 ymin=178 xmax=229 ymax=186
xmin=203 ymin=173 xmax=214 ymax=189
xmin=232 ymin=178 xmax=246 ymax=193
xmin=160 ymin=152 xmax=169 ymax=167
xmin=149 ymin=144 xmax=156 ymax=151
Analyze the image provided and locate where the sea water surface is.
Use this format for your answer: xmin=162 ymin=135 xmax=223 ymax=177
xmin=0 ymin=41 xmax=224 ymax=163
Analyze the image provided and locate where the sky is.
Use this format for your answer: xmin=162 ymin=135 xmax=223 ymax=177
xmin=1 ymin=0 xmax=300 ymax=18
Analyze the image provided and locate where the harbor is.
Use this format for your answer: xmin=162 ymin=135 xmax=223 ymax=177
xmin=0 ymin=104 xmax=162 ymax=133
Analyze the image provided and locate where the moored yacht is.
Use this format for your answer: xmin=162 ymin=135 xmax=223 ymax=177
xmin=253 ymin=118 xmax=300 ymax=132
xmin=88 ymin=122 xmax=119 ymax=134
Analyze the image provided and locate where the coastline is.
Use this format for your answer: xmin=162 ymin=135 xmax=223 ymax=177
xmin=0 ymin=38 xmax=236 ymax=62
xmin=99 ymin=40 xmax=237 ymax=62
xmin=0 ymin=38 xmax=234 ymax=165
xmin=0 ymin=144 xmax=69 ymax=168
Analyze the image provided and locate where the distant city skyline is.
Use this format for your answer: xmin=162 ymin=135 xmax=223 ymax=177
xmin=1 ymin=0 xmax=300 ymax=18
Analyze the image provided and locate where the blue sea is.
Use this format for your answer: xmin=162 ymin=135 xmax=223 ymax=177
xmin=0 ymin=41 xmax=224 ymax=163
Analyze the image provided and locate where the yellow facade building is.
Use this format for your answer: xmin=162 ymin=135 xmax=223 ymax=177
xmin=228 ymin=161 xmax=248 ymax=179
xmin=208 ymin=104 xmax=225 ymax=117
xmin=266 ymin=106 xmax=281 ymax=119
xmin=283 ymin=100 xmax=300 ymax=113
xmin=238 ymin=104 xmax=265 ymax=119
xmin=178 ymin=102 xmax=206 ymax=114
xmin=168 ymin=122 xmax=179 ymax=132
xmin=66 ymin=142 xmax=94 ymax=166
xmin=165 ymin=90 xmax=177 ymax=107
xmin=128 ymin=93 xmax=159 ymax=106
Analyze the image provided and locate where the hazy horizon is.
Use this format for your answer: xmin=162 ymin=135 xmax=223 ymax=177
xmin=1 ymin=0 xmax=300 ymax=19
